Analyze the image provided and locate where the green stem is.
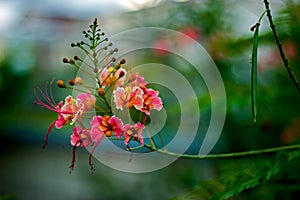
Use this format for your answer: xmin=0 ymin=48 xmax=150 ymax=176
xmin=108 ymin=137 xmax=300 ymax=159
xmin=263 ymin=0 xmax=300 ymax=93
xmin=143 ymin=143 xmax=300 ymax=159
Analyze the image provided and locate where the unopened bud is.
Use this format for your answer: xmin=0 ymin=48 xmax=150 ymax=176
xmin=63 ymin=58 xmax=69 ymax=63
xmin=120 ymin=58 xmax=126 ymax=64
xmin=74 ymin=56 xmax=79 ymax=60
xmin=69 ymin=79 xmax=75 ymax=86
xmin=94 ymin=67 xmax=98 ymax=73
xmin=119 ymin=71 xmax=125 ymax=78
xmin=57 ymin=80 xmax=66 ymax=88
xmin=69 ymin=59 xmax=75 ymax=64
xmin=74 ymin=76 xmax=83 ymax=85
xmin=98 ymin=88 xmax=105 ymax=96
xmin=71 ymin=43 xmax=76 ymax=47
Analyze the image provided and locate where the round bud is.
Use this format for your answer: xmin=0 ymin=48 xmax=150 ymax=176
xmin=69 ymin=79 xmax=75 ymax=86
xmin=120 ymin=58 xmax=126 ymax=64
xmin=114 ymin=48 xmax=118 ymax=52
xmin=94 ymin=67 xmax=98 ymax=73
xmin=98 ymin=88 xmax=105 ymax=96
xmin=57 ymin=80 xmax=66 ymax=88
xmin=119 ymin=71 xmax=125 ymax=78
xmin=71 ymin=43 xmax=75 ymax=47
xmin=75 ymin=76 xmax=83 ymax=85
xmin=69 ymin=59 xmax=75 ymax=64
xmin=62 ymin=58 xmax=69 ymax=63
xmin=74 ymin=56 xmax=79 ymax=60
xmin=105 ymin=131 xmax=112 ymax=137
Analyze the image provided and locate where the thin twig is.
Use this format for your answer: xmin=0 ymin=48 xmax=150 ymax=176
xmin=143 ymin=143 xmax=300 ymax=159
xmin=263 ymin=0 xmax=300 ymax=93
xmin=107 ymin=136 xmax=300 ymax=159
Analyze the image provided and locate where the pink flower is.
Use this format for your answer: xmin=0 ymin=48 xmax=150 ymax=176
xmin=76 ymin=93 xmax=96 ymax=111
xmin=113 ymin=86 xmax=144 ymax=110
xmin=34 ymin=82 xmax=86 ymax=148
xmin=99 ymin=67 xmax=126 ymax=87
xmin=153 ymin=37 xmax=171 ymax=57
xmin=179 ymin=26 xmax=201 ymax=45
xmin=141 ymin=88 xmax=163 ymax=115
xmin=128 ymin=73 xmax=148 ymax=88
xmin=70 ymin=126 xmax=92 ymax=148
xmin=123 ymin=122 xmax=145 ymax=146
xmin=90 ymin=115 xmax=124 ymax=142
xmin=56 ymin=95 xmax=85 ymax=128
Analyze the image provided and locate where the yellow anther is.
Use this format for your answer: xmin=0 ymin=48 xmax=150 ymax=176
xmin=108 ymin=67 xmax=115 ymax=73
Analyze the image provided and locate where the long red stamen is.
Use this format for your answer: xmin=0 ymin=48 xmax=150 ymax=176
xmin=69 ymin=139 xmax=82 ymax=173
xmin=88 ymin=141 xmax=100 ymax=172
xmin=43 ymin=120 xmax=56 ymax=149
xmin=40 ymin=84 xmax=56 ymax=108
xmin=49 ymin=78 xmax=58 ymax=106
xmin=34 ymin=99 xmax=58 ymax=112
xmin=34 ymin=79 xmax=58 ymax=111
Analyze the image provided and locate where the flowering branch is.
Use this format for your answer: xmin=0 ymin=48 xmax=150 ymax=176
xmin=34 ymin=18 xmax=163 ymax=172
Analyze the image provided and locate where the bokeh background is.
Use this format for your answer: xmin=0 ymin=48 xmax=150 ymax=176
xmin=1 ymin=0 xmax=300 ymax=199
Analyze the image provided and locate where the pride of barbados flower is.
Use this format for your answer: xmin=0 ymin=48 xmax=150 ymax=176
xmin=113 ymin=72 xmax=163 ymax=115
xmin=34 ymin=80 xmax=95 ymax=148
xmin=113 ymin=86 xmax=144 ymax=110
xmin=123 ymin=122 xmax=145 ymax=146
xmin=34 ymin=18 xmax=163 ymax=172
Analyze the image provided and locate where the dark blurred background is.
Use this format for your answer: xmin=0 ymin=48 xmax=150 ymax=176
xmin=1 ymin=0 xmax=300 ymax=199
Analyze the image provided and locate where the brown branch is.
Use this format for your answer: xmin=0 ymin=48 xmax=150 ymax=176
xmin=263 ymin=0 xmax=300 ymax=93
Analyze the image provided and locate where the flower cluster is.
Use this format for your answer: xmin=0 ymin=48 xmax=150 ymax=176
xmin=34 ymin=18 xmax=163 ymax=172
